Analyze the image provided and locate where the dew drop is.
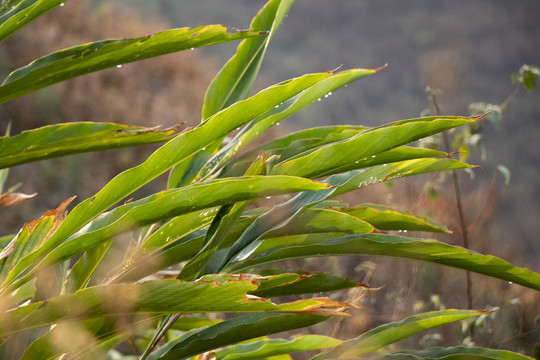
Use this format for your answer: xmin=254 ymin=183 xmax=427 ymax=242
xmin=266 ymin=196 xmax=272 ymax=199
xmin=276 ymin=123 xmax=280 ymax=126
xmin=190 ymin=47 xmax=194 ymax=50
xmin=508 ymin=281 xmax=513 ymax=285
xmin=355 ymin=161 xmax=359 ymax=164
xmin=383 ymin=164 xmax=387 ymax=166
xmin=317 ymin=98 xmax=322 ymax=102
xmin=236 ymin=127 xmax=241 ymax=131
xmin=60 ymin=2 xmax=64 ymax=6
xmin=202 ymin=147 xmax=206 ymax=150
xmin=116 ymin=64 xmax=122 ymax=68
xmin=275 ymin=105 xmax=279 ymax=108
xmin=371 ymin=155 xmax=376 ymax=158
xmin=403 ymin=230 xmax=408 ymax=233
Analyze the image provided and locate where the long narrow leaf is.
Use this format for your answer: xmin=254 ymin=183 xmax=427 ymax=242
xmin=2 ymin=70 xmax=333 ymax=293
xmin=0 ymin=278 xmax=348 ymax=337
xmin=0 ymin=0 xmax=64 ymax=43
xmin=0 ymin=122 xmax=179 ymax=169
xmin=372 ymin=347 xmax=535 ymax=360
xmin=202 ymin=0 xmax=294 ymax=119
xmin=312 ymin=310 xmax=486 ymax=359
xmin=10 ymin=176 xmax=328 ymax=285
xmin=148 ymin=313 xmax=330 ymax=360
xmin=233 ymin=233 xmax=540 ymax=291
xmin=0 ymin=26 xmax=261 ymax=104
xmin=271 ymin=116 xmax=478 ymax=178
xmin=217 ymin=335 xmax=342 ymax=360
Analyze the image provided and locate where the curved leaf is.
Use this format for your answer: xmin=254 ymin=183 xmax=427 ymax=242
xmin=22 ymin=176 xmax=328 ymax=278
xmin=341 ymin=203 xmax=449 ymax=233
xmin=234 ymin=234 xmax=540 ymax=291
xmin=2 ymin=70 xmax=333 ymax=293
xmin=202 ymin=0 xmax=294 ymax=119
xmin=202 ymin=68 xmax=378 ymax=179
xmin=372 ymin=346 xmax=534 ymax=360
xmin=221 ymin=125 xmax=367 ymax=177
xmin=312 ymin=310 xmax=485 ymax=359
xmin=0 ymin=0 xmax=64 ymax=43
xmin=0 ymin=278 xmax=348 ymax=337
xmin=271 ymin=116 xmax=478 ymax=178
xmin=148 ymin=313 xmax=330 ymax=360
xmin=0 ymin=122 xmax=179 ymax=169
xmin=217 ymin=335 xmax=342 ymax=360
xmin=0 ymin=26 xmax=261 ymax=104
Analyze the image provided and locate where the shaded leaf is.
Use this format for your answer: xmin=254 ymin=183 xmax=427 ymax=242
xmin=0 ymin=26 xmax=262 ymax=104
xmin=312 ymin=310 xmax=486 ymax=359
xmin=148 ymin=313 xmax=329 ymax=360
xmin=0 ymin=122 xmax=179 ymax=169
xmin=372 ymin=346 xmax=534 ymax=360
xmin=0 ymin=278 xmax=348 ymax=337
xmin=217 ymin=335 xmax=343 ymax=360
xmin=234 ymin=234 xmax=540 ymax=291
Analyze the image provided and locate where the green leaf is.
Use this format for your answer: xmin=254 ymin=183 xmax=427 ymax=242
xmin=312 ymin=310 xmax=485 ymax=359
xmin=0 ymin=197 xmax=74 ymax=284
xmin=222 ymin=158 xmax=472 ymax=270
xmin=7 ymin=175 xmax=327 ymax=287
xmin=0 ymin=0 xmax=64 ymax=43
xmin=202 ymin=68 xmax=378 ymax=179
xmin=148 ymin=313 xmax=329 ymax=360
xmin=234 ymin=234 xmax=540 ymax=291
xmin=221 ymin=125 xmax=367 ymax=177
xmin=372 ymin=346 xmax=535 ymax=360
xmin=217 ymin=335 xmax=342 ymax=360
xmin=250 ymin=270 xmax=360 ymax=298
xmin=0 ymin=122 xmax=179 ymax=169
xmin=262 ymin=208 xmax=375 ymax=238
xmin=341 ymin=203 xmax=449 ymax=233
xmin=0 ymin=26 xmax=261 ymax=104
xmin=271 ymin=116 xmax=478 ymax=178
xmin=2 ymin=70 xmax=333 ymax=293
xmin=0 ymin=278 xmax=347 ymax=337
xmin=202 ymin=0 xmax=294 ymax=119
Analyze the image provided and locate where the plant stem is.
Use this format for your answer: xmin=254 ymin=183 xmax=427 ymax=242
xmin=139 ymin=313 xmax=182 ymax=360
xmin=429 ymin=89 xmax=474 ymax=338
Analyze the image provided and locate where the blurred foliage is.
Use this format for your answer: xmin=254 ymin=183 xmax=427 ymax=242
xmin=0 ymin=1 xmax=538 ymax=360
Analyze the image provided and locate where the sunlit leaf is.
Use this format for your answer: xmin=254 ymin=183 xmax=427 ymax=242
xmin=217 ymin=335 xmax=342 ymax=360
xmin=372 ymin=346 xmax=535 ymax=360
xmin=0 ymin=278 xmax=348 ymax=337
xmin=0 ymin=122 xmax=179 ymax=169
xmin=312 ymin=310 xmax=485 ymax=359
xmin=0 ymin=0 xmax=64 ymax=43
xmin=234 ymin=234 xmax=540 ymax=291
xmin=0 ymin=26 xmax=262 ymax=104
xmin=271 ymin=116 xmax=478 ymax=178
xmin=341 ymin=203 xmax=449 ymax=233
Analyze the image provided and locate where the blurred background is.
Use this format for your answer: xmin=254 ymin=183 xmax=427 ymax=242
xmin=1 ymin=0 xmax=539 ymax=355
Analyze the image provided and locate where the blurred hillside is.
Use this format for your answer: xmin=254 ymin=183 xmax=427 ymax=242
xmin=114 ymin=0 xmax=540 ymax=266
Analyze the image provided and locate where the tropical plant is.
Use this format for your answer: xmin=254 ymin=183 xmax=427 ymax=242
xmin=0 ymin=1 xmax=538 ymax=359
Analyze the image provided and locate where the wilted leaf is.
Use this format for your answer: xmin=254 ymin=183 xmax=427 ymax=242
xmin=0 ymin=192 xmax=36 ymax=209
